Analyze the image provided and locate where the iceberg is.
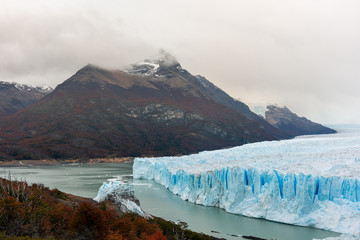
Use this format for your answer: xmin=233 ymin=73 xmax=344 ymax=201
xmin=133 ymin=127 xmax=360 ymax=235
xmin=94 ymin=178 xmax=147 ymax=217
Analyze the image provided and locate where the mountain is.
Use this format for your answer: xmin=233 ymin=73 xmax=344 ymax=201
xmin=0 ymin=53 xmax=286 ymax=160
xmin=0 ymin=81 xmax=52 ymax=117
xmin=126 ymin=53 xmax=287 ymax=140
xmin=265 ymin=105 xmax=336 ymax=137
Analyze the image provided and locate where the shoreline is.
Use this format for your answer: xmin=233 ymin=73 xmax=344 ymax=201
xmin=0 ymin=157 xmax=134 ymax=167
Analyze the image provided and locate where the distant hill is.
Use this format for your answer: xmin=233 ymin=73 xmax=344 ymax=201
xmin=0 ymin=81 xmax=52 ymax=117
xmin=0 ymin=53 xmax=286 ymax=160
xmin=265 ymin=105 xmax=336 ymax=137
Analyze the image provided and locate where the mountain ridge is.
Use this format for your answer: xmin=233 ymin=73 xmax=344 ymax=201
xmin=0 ymin=59 xmax=282 ymax=160
xmin=0 ymin=54 xmax=335 ymax=160
xmin=0 ymin=81 xmax=52 ymax=117
xmin=265 ymin=105 xmax=336 ymax=136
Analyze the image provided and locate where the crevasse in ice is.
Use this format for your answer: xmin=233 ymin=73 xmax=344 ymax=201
xmin=133 ymin=126 xmax=360 ymax=235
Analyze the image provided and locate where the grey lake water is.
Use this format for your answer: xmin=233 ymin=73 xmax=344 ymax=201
xmin=0 ymin=162 xmax=340 ymax=240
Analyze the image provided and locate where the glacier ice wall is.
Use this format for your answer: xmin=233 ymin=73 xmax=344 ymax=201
xmin=133 ymin=128 xmax=360 ymax=235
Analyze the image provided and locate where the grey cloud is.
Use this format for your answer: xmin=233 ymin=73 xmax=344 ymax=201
xmin=0 ymin=0 xmax=359 ymax=124
xmin=0 ymin=1 xmax=157 ymax=86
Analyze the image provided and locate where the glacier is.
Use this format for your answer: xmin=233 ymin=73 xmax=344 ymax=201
xmin=133 ymin=127 xmax=360 ymax=236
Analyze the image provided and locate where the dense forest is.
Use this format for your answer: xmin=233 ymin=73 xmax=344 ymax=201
xmin=0 ymin=177 xmax=218 ymax=240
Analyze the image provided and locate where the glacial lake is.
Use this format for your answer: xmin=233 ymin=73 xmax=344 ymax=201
xmin=0 ymin=162 xmax=340 ymax=240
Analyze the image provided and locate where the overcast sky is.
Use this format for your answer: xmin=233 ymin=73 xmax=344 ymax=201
xmin=1 ymin=0 xmax=359 ymax=124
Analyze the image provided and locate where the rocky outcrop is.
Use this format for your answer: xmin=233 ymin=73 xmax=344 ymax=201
xmin=265 ymin=105 xmax=336 ymax=137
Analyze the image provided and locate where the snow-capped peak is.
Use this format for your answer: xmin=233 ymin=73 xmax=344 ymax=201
xmin=0 ymin=81 xmax=53 ymax=93
xmin=39 ymin=86 xmax=53 ymax=93
xmin=266 ymin=103 xmax=285 ymax=110
xmin=125 ymin=60 xmax=160 ymax=76
xmin=124 ymin=50 xmax=181 ymax=76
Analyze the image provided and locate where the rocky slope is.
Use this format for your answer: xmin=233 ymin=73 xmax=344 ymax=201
xmin=0 ymin=54 xmax=286 ymax=160
xmin=265 ymin=105 xmax=336 ymax=137
xmin=0 ymin=81 xmax=52 ymax=117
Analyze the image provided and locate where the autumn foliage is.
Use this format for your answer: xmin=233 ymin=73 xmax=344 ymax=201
xmin=0 ymin=177 xmax=166 ymax=240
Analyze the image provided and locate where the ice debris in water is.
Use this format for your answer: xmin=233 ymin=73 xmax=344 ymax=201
xmin=314 ymin=235 xmax=360 ymax=240
xmin=94 ymin=178 xmax=147 ymax=217
xmin=133 ymin=126 xmax=360 ymax=235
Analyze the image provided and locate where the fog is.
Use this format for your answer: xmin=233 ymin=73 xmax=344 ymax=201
xmin=1 ymin=0 xmax=359 ymax=124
